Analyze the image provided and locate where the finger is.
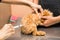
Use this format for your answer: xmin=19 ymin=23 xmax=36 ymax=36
xmin=2 ymin=24 xmax=11 ymax=31
xmin=40 ymin=7 xmax=43 ymax=13
xmin=4 ymin=32 xmax=15 ymax=39
xmin=7 ymin=24 xmax=13 ymax=28
xmin=38 ymin=5 xmax=43 ymax=13
xmin=3 ymin=24 xmax=12 ymax=29
xmin=6 ymin=24 xmax=15 ymax=31
xmin=7 ymin=28 xmax=15 ymax=33
xmin=41 ymin=16 xmax=48 ymax=20
xmin=3 ymin=24 xmax=14 ymax=32
xmin=33 ymin=8 xmax=38 ymax=14
xmin=43 ymin=21 xmax=49 ymax=27
xmin=39 ymin=23 xmax=44 ymax=26
xmin=3 ymin=28 xmax=15 ymax=34
xmin=43 ymin=20 xmax=51 ymax=27
xmin=44 ymin=20 xmax=48 ymax=24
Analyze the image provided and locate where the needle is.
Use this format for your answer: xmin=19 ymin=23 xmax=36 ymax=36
xmin=14 ymin=24 xmax=23 ymax=29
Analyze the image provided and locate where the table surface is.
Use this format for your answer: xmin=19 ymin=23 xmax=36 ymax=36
xmin=6 ymin=26 xmax=60 ymax=40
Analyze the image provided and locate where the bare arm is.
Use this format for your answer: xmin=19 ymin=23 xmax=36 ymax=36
xmin=2 ymin=0 xmax=43 ymax=12
xmin=56 ymin=16 xmax=60 ymax=22
xmin=33 ymin=0 xmax=38 ymax=4
xmin=2 ymin=0 xmax=40 ymax=7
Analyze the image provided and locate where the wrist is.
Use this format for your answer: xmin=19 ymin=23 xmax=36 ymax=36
xmin=58 ymin=16 xmax=60 ymax=22
xmin=56 ymin=16 xmax=60 ymax=22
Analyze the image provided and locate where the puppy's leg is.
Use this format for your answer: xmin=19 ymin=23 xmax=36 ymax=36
xmin=32 ymin=27 xmax=46 ymax=36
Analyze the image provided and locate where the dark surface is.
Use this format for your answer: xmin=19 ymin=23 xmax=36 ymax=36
xmin=39 ymin=0 xmax=60 ymax=16
xmin=6 ymin=26 xmax=60 ymax=40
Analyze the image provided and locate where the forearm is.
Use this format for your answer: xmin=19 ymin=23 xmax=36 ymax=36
xmin=2 ymin=0 xmax=41 ymax=8
xmin=58 ymin=16 xmax=60 ymax=22
xmin=56 ymin=16 xmax=60 ymax=22
xmin=14 ymin=0 xmax=35 ymax=6
xmin=33 ymin=0 xmax=38 ymax=4
xmin=2 ymin=0 xmax=36 ymax=6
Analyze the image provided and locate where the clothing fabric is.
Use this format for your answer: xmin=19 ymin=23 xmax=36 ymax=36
xmin=38 ymin=0 xmax=60 ymax=16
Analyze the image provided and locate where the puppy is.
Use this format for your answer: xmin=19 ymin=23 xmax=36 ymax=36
xmin=21 ymin=9 xmax=53 ymax=36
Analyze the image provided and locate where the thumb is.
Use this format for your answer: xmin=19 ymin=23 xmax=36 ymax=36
xmin=33 ymin=7 xmax=38 ymax=14
xmin=38 ymin=5 xmax=43 ymax=13
xmin=42 ymin=16 xmax=48 ymax=19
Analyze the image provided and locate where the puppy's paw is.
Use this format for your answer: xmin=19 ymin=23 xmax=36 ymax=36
xmin=32 ymin=31 xmax=46 ymax=36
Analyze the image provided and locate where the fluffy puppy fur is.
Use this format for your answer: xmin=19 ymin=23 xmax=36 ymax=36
xmin=21 ymin=9 xmax=53 ymax=36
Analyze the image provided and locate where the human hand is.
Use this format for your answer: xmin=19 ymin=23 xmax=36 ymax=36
xmin=0 ymin=24 xmax=15 ymax=40
xmin=41 ymin=16 xmax=59 ymax=27
xmin=31 ymin=4 xmax=43 ymax=13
